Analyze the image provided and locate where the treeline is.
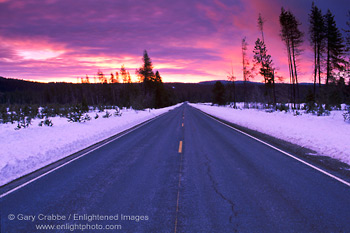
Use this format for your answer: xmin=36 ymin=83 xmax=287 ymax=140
xmin=4 ymin=76 xmax=348 ymax=107
xmin=231 ymin=3 xmax=350 ymax=111
xmin=0 ymin=79 xmax=171 ymax=108
xmin=0 ymin=51 xmax=176 ymax=110
xmin=212 ymin=81 xmax=350 ymax=109
xmin=0 ymin=80 xmax=172 ymax=109
xmin=0 ymin=50 xmax=180 ymax=129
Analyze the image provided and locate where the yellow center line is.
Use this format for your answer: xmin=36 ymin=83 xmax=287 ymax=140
xmin=178 ymin=141 xmax=183 ymax=153
xmin=175 ymin=112 xmax=185 ymax=232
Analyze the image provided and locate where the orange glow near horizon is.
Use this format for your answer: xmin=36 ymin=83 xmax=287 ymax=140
xmin=1 ymin=39 xmax=315 ymax=84
xmin=3 ymin=53 xmax=313 ymax=84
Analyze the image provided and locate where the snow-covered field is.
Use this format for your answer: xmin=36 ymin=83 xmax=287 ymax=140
xmin=2 ymin=102 xmax=349 ymax=186
xmin=0 ymin=104 xmax=181 ymax=186
xmin=190 ymin=103 xmax=350 ymax=166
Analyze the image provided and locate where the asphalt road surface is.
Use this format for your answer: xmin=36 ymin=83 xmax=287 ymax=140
xmin=1 ymin=103 xmax=350 ymax=232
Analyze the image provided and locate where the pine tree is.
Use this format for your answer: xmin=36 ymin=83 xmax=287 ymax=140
xmin=97 ymin=70 xmax=107 ymax=84
xmin=110 ymin=73 xmax=115 ymax=83
xmin=325 ymin=10 xmax=346 ymax=86
xmin=253 ymin=38 xmax=275 ymax=107
xmin=279 ymin=8 xmax=304 ymax=108
xmin=136 ymin=50 xmax=155 ymax=93
xmin=309 ymin=2 xmax=325 ymax=96
xmin=212 ymin=81 xmax=226 ymax=105
xmin=154 ymin=71 xmax=169 ymax=108
xmin=345 ymin=11 xmax=350 ymax=94
xmin=136 ymin=51 xmax=169 ymax=108
xmin=155 ymin=71 xmax=162 ymax=83
xmin=258 ymin=13 xmax=265 ymax=43
xmin=346 ymin=11 xmax=350 ymax=55
xmin=120 ymin=65 xmax=128 ymax=83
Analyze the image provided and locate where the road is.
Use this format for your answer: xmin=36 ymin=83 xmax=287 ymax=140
xmin=1 ymin=103 xmax=350 ymax=232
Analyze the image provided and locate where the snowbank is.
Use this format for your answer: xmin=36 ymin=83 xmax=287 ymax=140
xmin=190 ymin=103 xmax=350 ymax=165
xmin=0 ymin=104 xmax=181 ymax=186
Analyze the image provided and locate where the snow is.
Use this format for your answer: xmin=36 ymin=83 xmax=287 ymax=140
xmin=0 ymin=104 xmax=181 ymax=186
xmin=190 ymin=103 xmax=350 ymax=166
xmin=2 ymin=102 xmax=349 ymax=186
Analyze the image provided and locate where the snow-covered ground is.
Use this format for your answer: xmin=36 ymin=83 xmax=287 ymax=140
xmin=190 ymin=103 xmax=350 ymax=166
xmin=0 ymin=104 xmax=181 ymax=186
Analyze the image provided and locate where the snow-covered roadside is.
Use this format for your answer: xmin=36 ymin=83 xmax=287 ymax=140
xmin=0 ymin=104 xmax=181 ymax=186
xmin=190 ymin=103 xmax=350 ymax=165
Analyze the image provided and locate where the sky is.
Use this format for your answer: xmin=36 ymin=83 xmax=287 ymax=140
xmin=0 ymin=0 xmax=349 ymax=83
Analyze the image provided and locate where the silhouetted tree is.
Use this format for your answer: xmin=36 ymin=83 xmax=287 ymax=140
xmin=279 ymin=8 xmax=304 ymax=108
xmin=253 ymin=38 xmax=276 ymax=107
xmin=309 ymin=2 xmax=325 ymax=96
xmin=325 ymin=10 xmax=346 ymax=87
xmin=110 ymin=73 xmax=115 ymax=83
xmin=135 ymin=51 xmax=171 ymax=108
xmin=323 ymin=10 xmax=347 ymax=109
xmin=212 ymin=81 xmax=226 ymax=105
xmin=227 ymin=62 xmax=237 ymax=108
xmin=258 ymin=13 xmax=265 ymax=43
xmin=97 ymin=70 xmax=107 ymax=84
xmin=136 ymin=50 xmax=155 ymax=93
xmin=242 ymin=37 xmax=251 ymax=108
xmin=81 ymin=75 xmax=90 ymax=84
xmin=120 ymin=65 xmax=128 ymax=83
xmin=345 ymin=11 xmax=350 ymax=97
xmin=154 ymin=71 xmax=169 ymax=108
xmin=345 ymin=11 xmax=350 ymax=59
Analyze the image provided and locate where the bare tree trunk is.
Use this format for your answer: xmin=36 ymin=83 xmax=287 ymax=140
xmin=273 ymin=69 xmax=276 ymax=109
xmin=317 ymin=43 xmax=322 ymax=88
xmin=287 ymin=42 xmax=295 ymax=109
xmin=233 ymin=82 xmax=236 ymax=108
xmin=325 ymin=42 xmax=331 ymax=109
xmin=313 ymin=43 xmax=317 ymax=96
xmin=291 ymin=43 xmax=299 ymax=108
xmin=317 ymin=42 xmax=322 ymax=105
xmin=242 ymin=39 xmax=249 ymax=108
xmin=326 ymin=44 xmax=330 ymax=87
